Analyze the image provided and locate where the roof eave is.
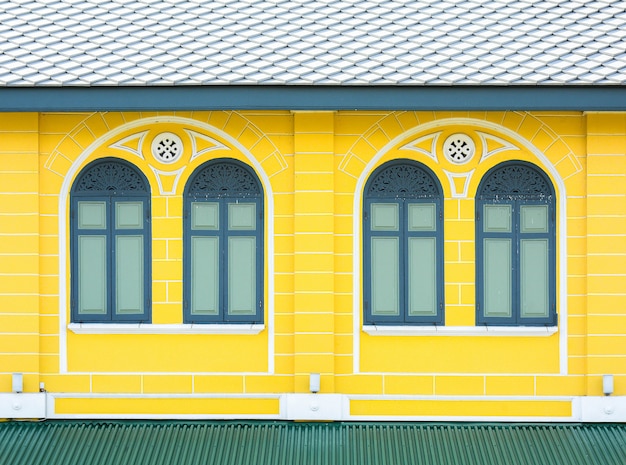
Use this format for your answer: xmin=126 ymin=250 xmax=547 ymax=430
xmin=1 ymin=84 xmax=625 ymax=112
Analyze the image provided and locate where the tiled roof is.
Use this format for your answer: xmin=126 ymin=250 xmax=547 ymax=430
xmin=2 ymin=421 xmax=626 ymax=465
xmin=1 ymin=0 xmax=626 ymax=86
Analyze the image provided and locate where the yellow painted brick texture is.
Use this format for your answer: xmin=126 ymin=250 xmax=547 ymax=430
xmin=0 ymin=119 xmax=40 ymax=389
xmin=292 ymin=112 xmax=336 ymax=392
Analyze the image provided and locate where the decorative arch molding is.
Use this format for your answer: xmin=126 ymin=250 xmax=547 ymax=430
xmin=55 ymin=113 xmax=279 ymax=374
xmin=339 ymin=112 xmax=582 ymax=183
xmin=44 ymin=112 xmax=288 ymax=181
xmin=350 ymin=113 xmax=572 ymax=376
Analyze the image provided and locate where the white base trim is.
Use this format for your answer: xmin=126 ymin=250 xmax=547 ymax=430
xmin=68 ymin=323 xmax=265 ymax=335
xmin=0 ymin=393 xmax=46 ymax=418
xmin=363 ymin=325 xmax=558 ymax=336
xmin=3 ymin=393 xmax=617 ymax=422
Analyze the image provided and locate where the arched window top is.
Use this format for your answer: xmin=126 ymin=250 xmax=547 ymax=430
xmin=72 ymin=158 xmax=149 ymax=195
xmin=365 ymin=160 xmax=441 ymax=198
xmin=478 ymin=161 xmax=554 ymax=200
xmin=186 ymin=159 xmax=262 ymax=198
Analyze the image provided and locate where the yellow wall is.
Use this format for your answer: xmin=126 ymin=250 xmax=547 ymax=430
xmin=1 ymin=110 xmax=625 ymax=418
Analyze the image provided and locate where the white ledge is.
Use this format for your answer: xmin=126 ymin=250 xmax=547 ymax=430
xmin=68 ymin=323 xmax=265 ymax=335
xmin=363 ymin=325 xmax=558 ymax=337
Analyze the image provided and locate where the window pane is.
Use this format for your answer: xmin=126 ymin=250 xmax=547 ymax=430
xmin=192 ymin=202 xmax=219 ymax=230
xmin=116 ymin=202 xmax=143 ymax=229
xmin=228 ymin=203 xmax=256 ymax=230
xmin=371 ymin=237 xmax=399 ymax=316
xmin=408 ymin=237 xmax=437 ymax=316
xmin=228 ymin=236 xmax=256 ymax=315
xmin=115 ymin=236 xmax=144 ymax=315
xmin=78 ymin=235 xmax=107 ymax=314
xmin=191 ymin=237 xmax=219 ymax=315
xmin=408 ymin=203 xmax=436 ymax=231
xmin=78 ymin=201 xmax=106 ymax=229
xmin=484 ymin=205 xmax=512 ymax=233
xmin=483 ymin=238 xmax=512 ymax=318
xmin=521 ymin=205 xmax=548 ymax=233
xmin=521 ymin=239 xmax=549 ymax=318
xmin=371 ymin=203 xmax=399 ymax=231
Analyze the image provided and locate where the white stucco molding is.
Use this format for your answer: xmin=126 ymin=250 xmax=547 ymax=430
xmin=363 ymin=325 xmax=558 ymax=336
xmin=68 ymin=323 xmax=264 ymax=335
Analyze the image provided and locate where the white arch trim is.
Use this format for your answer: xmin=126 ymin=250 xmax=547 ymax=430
xmin=352 ymin=118 xmax=568 ymax=375
xmin=57 ymin=116 xmax=275 ymax=374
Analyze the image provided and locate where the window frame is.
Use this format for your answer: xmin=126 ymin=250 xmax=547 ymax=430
xmin=70 ymin=158 xmax=152 ymax=324
xmin=476 ymin=161 xmax=557 ymax=326
xmin=183 ymin=159 xmax=264 ymax=324
xmin=363 ymin=160 xmax=444 ymax=326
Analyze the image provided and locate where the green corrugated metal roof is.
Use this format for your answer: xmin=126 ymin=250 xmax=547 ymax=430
xmin=1 ymin=421 xmax=625 ymax=465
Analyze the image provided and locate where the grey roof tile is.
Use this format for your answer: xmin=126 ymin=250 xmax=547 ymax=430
xmin=0 ymin=0 xmax=625 ymax=86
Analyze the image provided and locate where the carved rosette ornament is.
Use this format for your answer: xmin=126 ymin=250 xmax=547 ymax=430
xmin=443 ymin=133 xmax=475 ymax=164
xmin=151 ymin=132 xmax=183 ymax=164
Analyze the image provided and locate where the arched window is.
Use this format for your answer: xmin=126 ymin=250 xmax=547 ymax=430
xmin=183 ymin=159 xmax=264 ymax=324
xmin=70 ymin=158 xmax=151 ymax=323
xmin=363 ymin=160 xmax=444 ymax=325
xmin=476 ymin=161 xmax=556 ymax=326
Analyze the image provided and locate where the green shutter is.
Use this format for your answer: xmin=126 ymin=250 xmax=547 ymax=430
xmin=408 ymin=237 xmax=437 ymax=316
xmin=115 ymin=236 xmax=144 ymax=315
xmin=483 ymin=238 xmax=512 ymax=318
xmin=78 ymin=235 xmax=107 ymax=315
xmin=78 ymin=201 xmax=106 ymax=229
xmin=191 ymin=237 xmax=219 ymax=315
xmin=228 ymin=236 xmax=256 ymax=315
xmin=371 ymin=203 xmax=399 ymax=231
xmin=408 ymin=203 xmax=436 ymax=231
xmin=521 ymin=205 xmax=548 ymax=233
xmin=228 ymin=203 xmax=256 ymax=230
xmin=371 ymin=237 xmax=399 ymax=316
xmin=521 ymin=239 xmax=549 ymax=318
xmin=192 ymin=202 xmax=219 ymax=230
xmin=484 ymin=205 xmax=512 ymax=232
xmin=115 ymin=202 xmax=143 ymax=229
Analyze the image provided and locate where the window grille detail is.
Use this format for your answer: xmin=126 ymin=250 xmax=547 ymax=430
xmin=366 ymin=163 xmax=440 ymax=197
xmin=187 ymin=161 xmax=261 ymax=197
xmin=73 ymin=160 xmax=149 ymax=193
xmin=479 ymin=163 xmax=553 ymax=199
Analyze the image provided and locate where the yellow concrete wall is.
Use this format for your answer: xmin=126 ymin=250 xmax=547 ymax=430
xmin=1 ymin=110 xmax=625 ymax=417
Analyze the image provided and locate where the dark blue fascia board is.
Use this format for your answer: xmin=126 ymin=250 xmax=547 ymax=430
xmin=1 ymin=85 xmax=626 ymax=111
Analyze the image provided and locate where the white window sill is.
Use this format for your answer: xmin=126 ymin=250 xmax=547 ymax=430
xmin=68 ymin=323 xmax=265 ymax=335
xmin=363 ymin=325 xmax=558 ymax=337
